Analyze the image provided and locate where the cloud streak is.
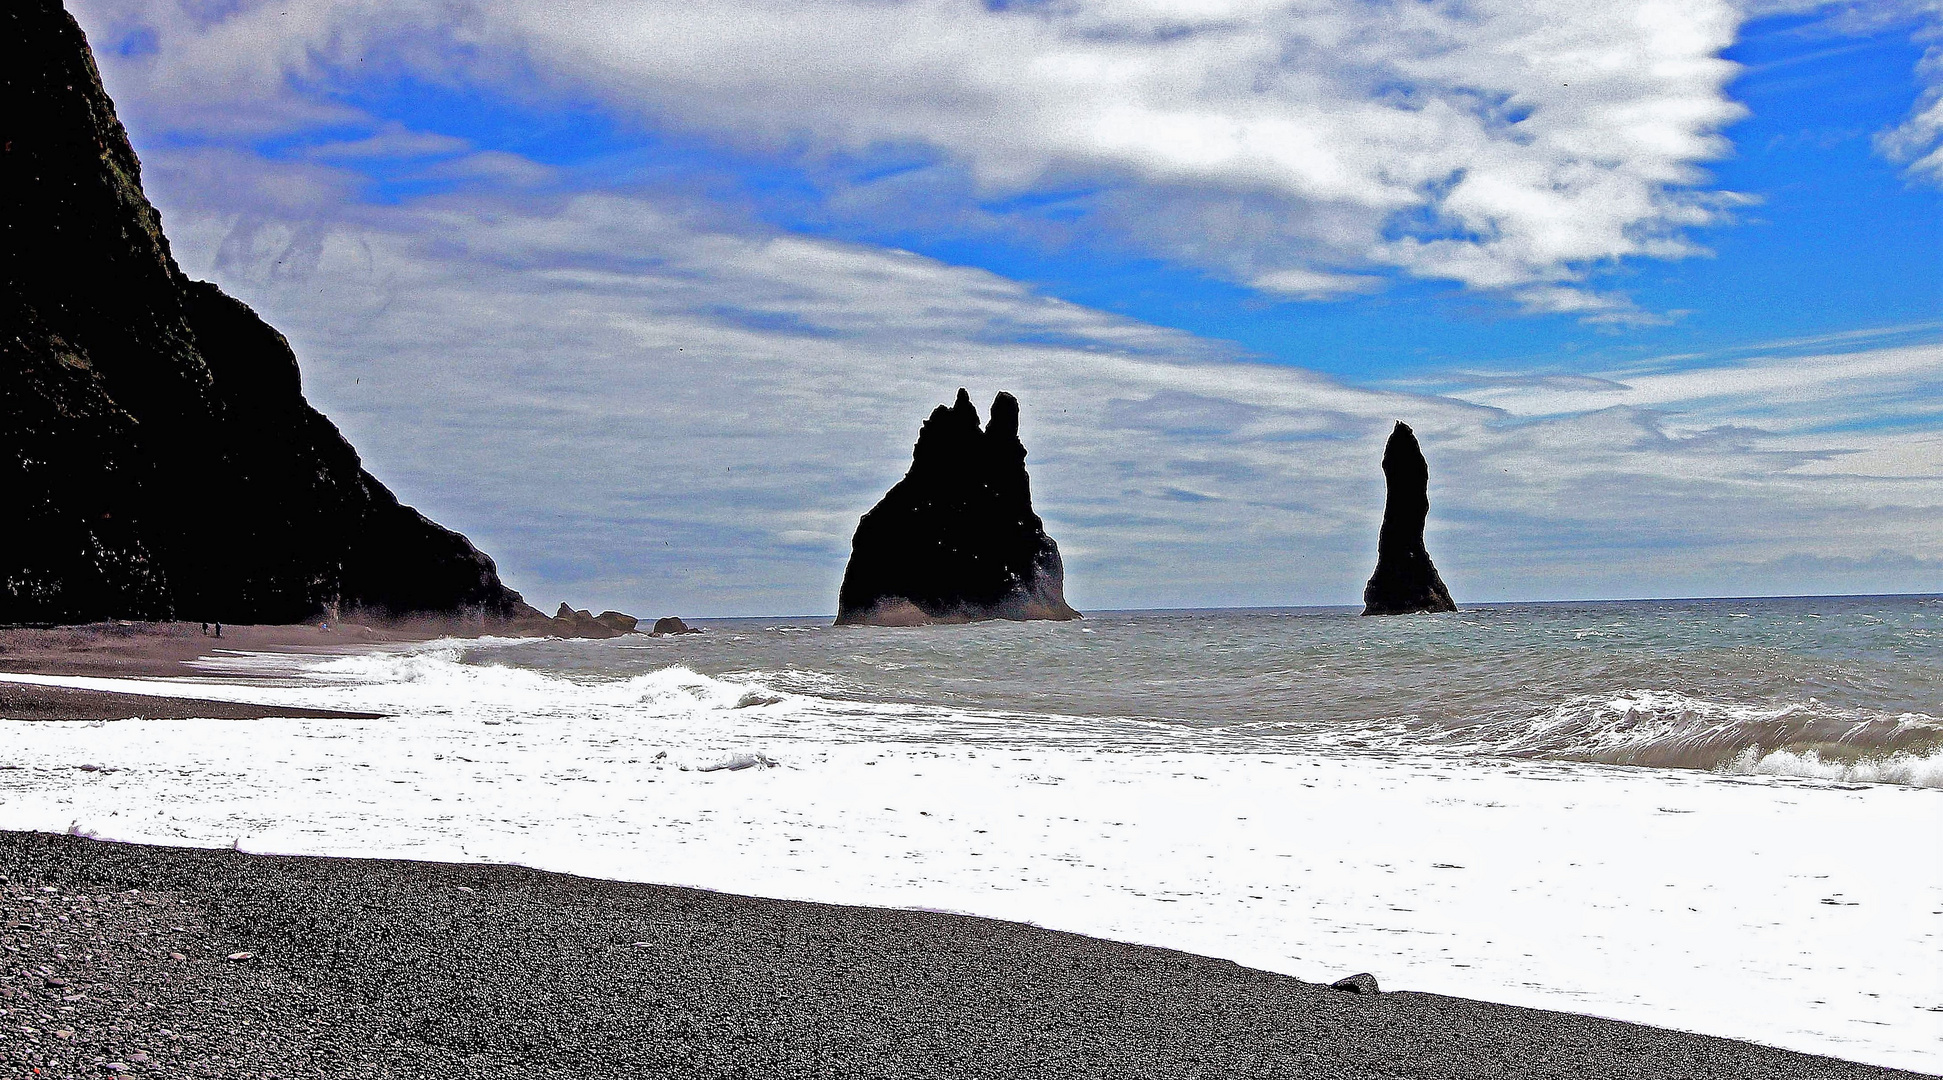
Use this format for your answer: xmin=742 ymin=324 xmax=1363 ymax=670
xmin=78 ymin=0 xmax=1771 ymax=318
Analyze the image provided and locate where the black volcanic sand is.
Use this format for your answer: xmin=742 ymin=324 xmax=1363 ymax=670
xmin=0 ymin=834 xmax=1926 ymax=1079
xmin=0 ymin=682 xmax=383 ymax=721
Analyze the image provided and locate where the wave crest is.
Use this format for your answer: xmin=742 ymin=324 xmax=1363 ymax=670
xmin=1427 ymin=690 xmax=1943 ymax=787
xmin=275 ymin=645 xmax=797 ymax=718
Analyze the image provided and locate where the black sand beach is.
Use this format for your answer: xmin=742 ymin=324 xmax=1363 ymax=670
xmin=0 ymin=683 xmax=383 ymax=722
xmin=0 ymin=832 xmax=1926 ymax=1079
xmin=0 ymin=622 xmax=469 ymax=680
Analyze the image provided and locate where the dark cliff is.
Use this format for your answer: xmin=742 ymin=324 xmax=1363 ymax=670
xmin=1 ymin=0 xmax=532 ymax=624
xmin=1362 ymin=422 xmax=1456 ymax=616
xmin=837 ymin=389 xmax=1078 ymax=626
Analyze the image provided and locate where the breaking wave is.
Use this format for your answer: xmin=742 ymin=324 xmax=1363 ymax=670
xmin=209 ymin=640 xmax=1943 ymax=789
xmin=234 ymin=643 xmax=804 ymax=721
xmin=1407 ymin=689 xmax=1943 ymax=788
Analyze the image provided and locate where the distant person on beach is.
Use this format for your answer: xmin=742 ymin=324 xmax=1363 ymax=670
xmin=201 ymin=622 xmax=209 ymax=636
xmin=214 ymin=621 xmax=221 ymax=638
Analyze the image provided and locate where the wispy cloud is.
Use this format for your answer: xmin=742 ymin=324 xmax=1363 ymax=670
xmin=1746 ymin=0 xmax=1943 ymax=182
xmin=1419 ymin=342 xmax=1943 ymax=432
xmin=77 ymin=0 xmax=1776 ymax=320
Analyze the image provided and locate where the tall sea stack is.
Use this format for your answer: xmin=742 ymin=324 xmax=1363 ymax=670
xmin=1362 ymin=421 xmax=1456 ymax=616
xmin=836 ymin=389 xmax=1078 ymax=626
xmin=1 ymin=0 xmax=533 ymax=624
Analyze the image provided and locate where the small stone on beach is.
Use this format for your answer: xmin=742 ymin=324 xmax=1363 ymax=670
xmin=1330 ymin=973 xmax=1380 ymax=995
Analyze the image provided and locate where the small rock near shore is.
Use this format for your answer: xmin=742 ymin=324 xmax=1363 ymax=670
xmin=1330 ymin=973 xmax=1380 ymax=995
xmin=651 ymin=617 xmax=702 ymax=636
xmin=594 ymin=611 xmax=638 ymax=633
xmin=526 ymin=603 xmax=641 ymax=639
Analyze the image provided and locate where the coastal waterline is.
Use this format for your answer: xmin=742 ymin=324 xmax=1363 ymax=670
xmin=0 ymin=595 xmax=1938 ymax=1071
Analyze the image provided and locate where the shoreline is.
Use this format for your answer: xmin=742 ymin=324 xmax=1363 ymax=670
xmin=0 ymin=682 xmax=386 ymax=722
xmin=0 ymin=831 xmax=1928 ymax=1079
xmin=0 ymin=620 xmax=504 ymax=681
xmin=0 ymin=621 xmax=460 ymax=720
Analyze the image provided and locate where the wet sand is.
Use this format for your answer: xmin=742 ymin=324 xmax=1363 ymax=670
xmin=0 ymin=619 xmax=499 ymax=721
xmin=0 ymin=621 xmax=438 ymax=721
xmin=0 ymin=831 xmax=1928 ymax=1079
xmin=0 ymin=682 xmax=384 ymax=721
xmin=0 ymin=620 xmax=473 ymax=680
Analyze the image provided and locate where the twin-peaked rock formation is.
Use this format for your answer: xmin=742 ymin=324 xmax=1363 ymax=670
xmin=2 ymin=0 xmax=533 ymax=624
xmin=837 ymin=390 xmax=1078 ymax=626
xmin=1363 ymin=422 xmax=1457 ymax=616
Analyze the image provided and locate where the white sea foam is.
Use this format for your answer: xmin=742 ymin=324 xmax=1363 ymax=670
xmin=1389 ymin=689 xmax=1943 ymax=785
xmin=1722 ymin=745 xmax=1943 ymax=788
xmin=0 ymin=651 xmax=1939 ymax=1073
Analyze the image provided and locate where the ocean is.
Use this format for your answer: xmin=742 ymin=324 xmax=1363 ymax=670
xmin=2 ymin=595 xmax=1939 ymax=1071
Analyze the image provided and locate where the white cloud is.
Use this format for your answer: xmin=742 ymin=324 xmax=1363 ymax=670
xmin=1879 ymin=32 xmax=1943 ymax=181
xmin=76 ymin=0 xmax=1765 ymax=317
xmin=305 ymin=123 xmax=471 ymax=161
xmin=1249 ymin=267 xmax=1384 ymax=299
xmin=1426 ymin=342 xmax=1943 ymax=431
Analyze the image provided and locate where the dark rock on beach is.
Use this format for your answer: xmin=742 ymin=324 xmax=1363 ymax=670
xmin=651 ymin=616 xmax=700 ymax=636
xmin=0 ymin=832 xmax=1922 ymax=1080
xmin=1362 ymin=422 xmax=1457 ymax=616
xmin=1331 ymin=972 xmax=1381 ymax=995
xmin=837 ymin=389 xmax=1078 ymax=626
xmin=1 ymin=0 xmax=533 ymax=626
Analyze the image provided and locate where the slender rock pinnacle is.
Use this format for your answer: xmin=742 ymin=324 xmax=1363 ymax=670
xmin=1362 ymin=422 xmax=1457 ymax=616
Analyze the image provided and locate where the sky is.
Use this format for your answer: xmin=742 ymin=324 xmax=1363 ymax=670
xmin=67 ymin=0 xmax=1943 ymax=616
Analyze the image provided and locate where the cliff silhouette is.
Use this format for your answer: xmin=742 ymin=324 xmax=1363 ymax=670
xmin=1 ymin=0 xmax=532 ymax=625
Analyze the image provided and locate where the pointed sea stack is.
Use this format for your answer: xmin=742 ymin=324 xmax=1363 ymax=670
xmin=836 ymin=390 xmax=1079 ymax=626
xmin=1 ymin=0 xmax=534 ymax=624
xmin=1362 ymin=422 xmax=1456 ymax=616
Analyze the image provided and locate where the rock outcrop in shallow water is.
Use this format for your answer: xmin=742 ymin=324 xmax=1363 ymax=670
xmin=1 ymin=0 xmax=536 ymax=625
xmin=836 ymin=389 xmax=1078 ymax=626
xmin=523 ymin=605 xmax=641 ymax=638
xmin=1362 ymin=422 xmax=1456 ymax=616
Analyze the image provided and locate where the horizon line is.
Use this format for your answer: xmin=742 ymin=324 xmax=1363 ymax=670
xmin=678 ymin=590 xmax=1943 ymax=622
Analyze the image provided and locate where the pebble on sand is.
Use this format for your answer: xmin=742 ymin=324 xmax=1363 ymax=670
xmin=1330 ymin=973 xmax=1381 ymax=995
